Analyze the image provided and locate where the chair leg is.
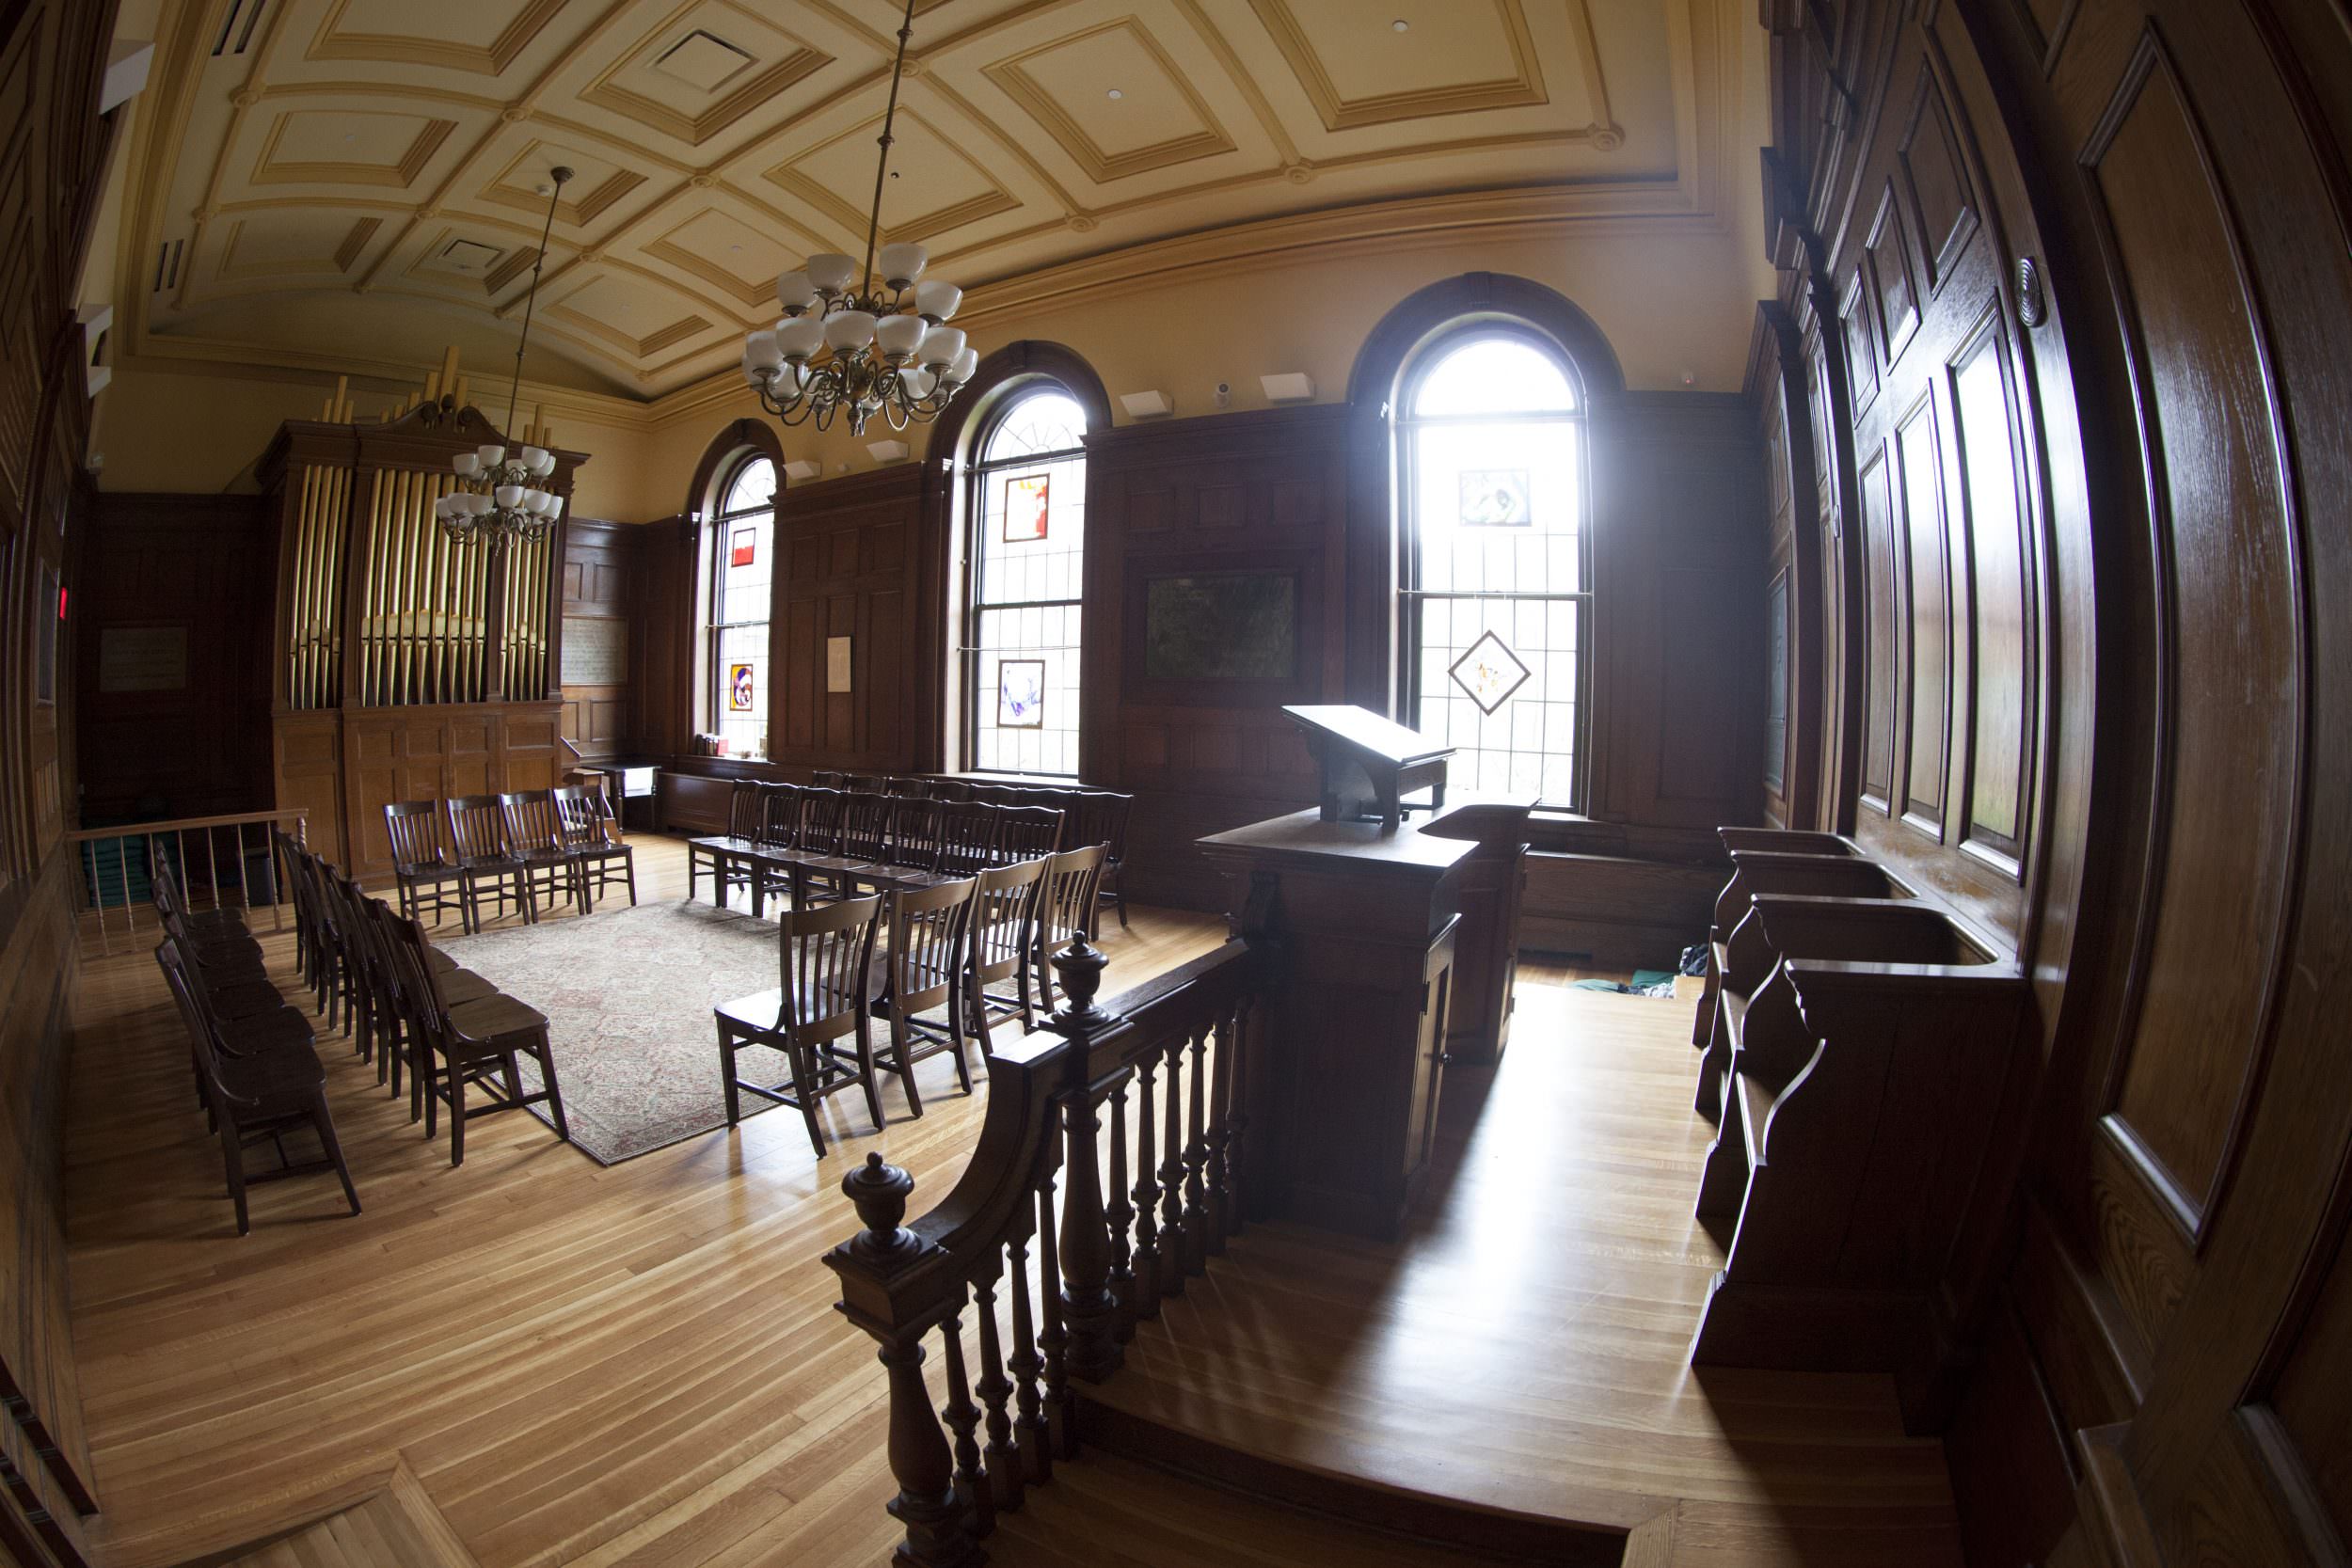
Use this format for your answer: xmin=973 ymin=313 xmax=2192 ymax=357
xmin=624 ymin=854 xmax=638 ymax=906
xmin=219 ymin=1121 xmax=250 ymax=1236
xmin=855 ymin=1011 xmax=885 ymax=1132
xmin=783 ymin=1037 xmax=827 ymax=1156
xmin=314 ymin=1092 xmax=361 ymax=1217
xmin=891 ymin=1008 xmax=926 ymax=1118
xmin=535 ymin=1034 xmax=569 ymax=1142
xmin=719 ymin=1022 xmax=740 ymax=1126
xmin=449 ymin=1064 xmax=467 ymax=1166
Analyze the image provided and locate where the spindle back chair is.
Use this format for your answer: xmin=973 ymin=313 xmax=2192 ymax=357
xmin=714 ymin=894 xmax=886 ymax=1154
xmin=872 ymin=875 xmax=978 ymax=1117
xmin=1031 ymin=843 xmax=1108 ymax=1013
xmin=554 ymin=784 xmax=637 ymax=911
xmin=501 ymin=789 xmax=588 ymax=919
xmin=445 ymin=794 xmax=534 ymax=931
xmin=965 ymin=856 xmax=1049 ymax=1048
xmin=381 ymin=800 xmax=467 ymax=927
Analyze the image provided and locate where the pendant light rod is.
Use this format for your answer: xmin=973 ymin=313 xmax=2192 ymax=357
xmin=506 ymin=166 xmax=572 ymax=436
xmin=858 ymin=0 xmax=919 ymax=301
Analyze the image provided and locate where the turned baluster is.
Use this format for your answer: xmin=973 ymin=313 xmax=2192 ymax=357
xmin=1223 ymin=1002 xmax=1251 ymax=1239
xmin=1036 ymin=1182 xmax=1074 ymax=1458
xmin=1131 ymin=1051 xmax=1163 ymax=1320
xmin=1104 ymin=1071 xmax=1136 ymax=1338
xmin=1182 ymin=1020 xmax=1212 ymax=1276
xmin=1046 ymin=937 xmax=1122 ymax=1383
xmin=839 ymin=1154 xmax=977 ymax=1567
xmin=972 ymin=1258 xmax=1022 ymax=1513
xmin=1005 ymin=1211 xmax=1050 ymax=1485
xmin=1204 ymin=1002 xmax=1236 ymax=1254
xmin=1157 ymin=1033 xmax=1187 ymax=1298
xmin=938 ymin=1297 xmax=993 ymax=1540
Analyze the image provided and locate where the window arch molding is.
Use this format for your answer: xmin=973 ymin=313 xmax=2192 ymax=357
xmin=922 ymin=341 xmax=1112 ymax=777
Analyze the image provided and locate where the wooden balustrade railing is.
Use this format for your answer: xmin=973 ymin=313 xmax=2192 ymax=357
xmin=826 ymin=925 xmax=1273 ymax=1567
xmin=66 ymin=809 xmax=310 ymax=955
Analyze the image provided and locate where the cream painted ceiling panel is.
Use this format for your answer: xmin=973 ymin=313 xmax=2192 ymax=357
xmin=125 ymin=0 xmax=1751 ymax=400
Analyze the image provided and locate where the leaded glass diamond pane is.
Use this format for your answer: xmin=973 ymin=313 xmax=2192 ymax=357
xmin=1449 ymin=630 xmax=1530 ymax=715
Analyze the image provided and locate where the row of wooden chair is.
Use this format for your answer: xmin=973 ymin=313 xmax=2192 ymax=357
xmin=151 ymin=860 xmax=360 ymax=1235
xmin=689 ymin=784 xmax=1063 ymax=916
xmin=716 ymin=842 xmax=1107 ymax=1154
xmin=807 ymin=773 xmax=1134 ymax=928
xmin=277 ymin=829 xmax=572 ymax=1166
xmin=384 ymin=786 xmax=636 ymax=933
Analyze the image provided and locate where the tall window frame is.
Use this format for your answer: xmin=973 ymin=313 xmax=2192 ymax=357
xmin=958 ymin=386 xmax=1089 ymax=777
xmin=1397 ymin=323 xmax=1593 ymax=808
xmin=705 ymin=453 xmax=776 ymax=760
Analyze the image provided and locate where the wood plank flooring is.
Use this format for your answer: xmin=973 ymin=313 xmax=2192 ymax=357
xmin=1088 ymin=959 xmax=1966 ymax=1566
xmin=60 ymin=840 xmax=1962 ymax=1566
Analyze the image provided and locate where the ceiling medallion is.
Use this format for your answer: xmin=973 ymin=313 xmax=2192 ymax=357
xmin=740 ymin=0 xmax=976 ymax=440
xmin=1449 ymin=630 xmax=1531 ymax=716
xmin=432 ymin=167 xmax=570 ymax=550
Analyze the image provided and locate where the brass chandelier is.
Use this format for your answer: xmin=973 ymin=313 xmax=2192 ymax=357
xmin=434 ymin=167 xmax=570 ymax=548
xmin=740 ymin=0 xmax=977 ymax=437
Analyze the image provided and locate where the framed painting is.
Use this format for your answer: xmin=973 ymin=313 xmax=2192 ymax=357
xmin=1003 ymin=473 xmax=1050 ymax=542
xmin=996 ymin=658 xmax=1045 ymax=727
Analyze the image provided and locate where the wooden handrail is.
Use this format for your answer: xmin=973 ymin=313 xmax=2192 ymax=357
xmin=70 ymin=809 xmax=310 ymax=956
xmin=825 ymin=927 xmax=1274 ymax=1564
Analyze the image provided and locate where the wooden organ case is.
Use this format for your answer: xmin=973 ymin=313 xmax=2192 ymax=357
xmin=259 ymin=404 xmax=582 ymax=879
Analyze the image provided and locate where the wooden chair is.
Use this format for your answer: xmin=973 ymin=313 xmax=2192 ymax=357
xmin=502 ymin=789 xmax=589 ymax=919
xmin=382 ymin=801 xmax=467 ymax=929
xmin=446 ymin=794 xmax=535 ymax=931
xmin=883 ymin=797 xmax=943 ymax=870
xmin=787 ymin=786 xmax=849 ymax=908
xmin=929 ymin=779 xmax=973 ymax=803
xmin=926 ymin=800 xmax=1001 ymax=879
xmin=870 ymin=877 xmax=978 ymax=1117
xmin=714 ymin=894 xmax=885 ymax=1155
xmin=385 ymin=911 xmax=571 ymax=1165
xmin=156 ymin=942 xmax=358 ymax=1236
xmin=688 ymin=781 xmax=767 ymax=909
xmin=993 ymin=804 xmax=1065 ymax=864
xmin=554 ymin=785 xmax=637 ymax=911
xmin=747 ymin=782 xmax=805 ymax=914
xmin=882 ymin=775 xmax=931 ymax=798
xmin=1031 ymin=844 xmax=1107 ymax=1013
xmin=810 ymin=770 xmax=847 ymax=788
xmin=355 ymin=897 xmax=499 ymax=1122
xmin=1064 ymin=789 xmax=1135 ymax=931
xmin=965 ymin=856 xmax=1049 ymax=1049
xmin=839 ymin=772 xmax=886 ymax=795
xmin=159 ymin=929 xmax=312 ymax=1115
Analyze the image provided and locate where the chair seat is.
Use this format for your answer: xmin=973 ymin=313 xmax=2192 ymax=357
xmin=392 ymin=859 xmax=464 ymax=883
xmin=215 ymin=1042 xmax=327 ymax=1105
xmin=453 ymin=854 xmax=525 ymax=874
xmin=447 ymin=991 xmax=548 ymax=1041
xmin=205 ymin=977 xmax=298 ymax=1019
xmin=215 ymin=1006 xmax=318 ymax=1056
xmin=689 ymin=835 xmax=762 ymax=853
xmin=423 ymin=947 xmax=458 ymax=975
xmin=433 ymin=968 xmax=500 ymax=1006
xmin=716 ymin=980 xmax=867 ymax=1035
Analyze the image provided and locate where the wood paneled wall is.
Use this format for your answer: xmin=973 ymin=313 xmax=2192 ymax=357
xmin=1760 ymin=2 xmax=2352 ymax=1563
xmin=72 ymin=494 xmax=274 ymax=820
xmin=0 ymin=0 xmax=121 ymax=1562
xmin=558 ymin=519 xmax=641 ymax=766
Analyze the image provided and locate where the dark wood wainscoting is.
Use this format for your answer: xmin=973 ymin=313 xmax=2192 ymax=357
xmin=0 ymin=0 xmax=125 ymax=1559
xmin=559 ymin=519 xmax=642 ymax=768
xmin=73 ymin=493 xmax=275 ymax=821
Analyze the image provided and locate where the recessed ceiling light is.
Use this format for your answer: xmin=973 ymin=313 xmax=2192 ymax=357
xmin=1106 ymin=87 xmax=1123 ymax=100
xmin=1391 ymin=18 xmax=1409 ymax=31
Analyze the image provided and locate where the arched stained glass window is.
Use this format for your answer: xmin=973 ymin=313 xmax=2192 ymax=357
xmin=707 ymin=454 xmax=774 ymax=759
xmin=1398 ymin=330 xmax=1589 ymax=805
xmin=963 ymin=389 xmax=1088 ymax=775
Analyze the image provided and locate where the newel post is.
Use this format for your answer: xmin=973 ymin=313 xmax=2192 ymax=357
xmin=1044 ymin=935 xmax=1124 ymax=1386
xmin=837 ymin=1154 xmax=978 ymax=1568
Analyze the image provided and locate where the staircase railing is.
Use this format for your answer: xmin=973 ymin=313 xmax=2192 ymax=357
xmin=826 ymin=923 xmax=1273 ymax=1566
xmin=67 ymin=808 xmax=310 ymax=955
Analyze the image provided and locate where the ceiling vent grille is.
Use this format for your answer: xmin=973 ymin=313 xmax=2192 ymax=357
xmin=152 ymin=238 xmax=184 ymax=293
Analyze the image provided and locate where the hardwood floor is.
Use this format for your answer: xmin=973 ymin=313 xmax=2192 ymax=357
xmin=61 ymin=838 xmax=1960 ymax=1566
xmin=1089 ymin=964 xmax=1966 ymax=1566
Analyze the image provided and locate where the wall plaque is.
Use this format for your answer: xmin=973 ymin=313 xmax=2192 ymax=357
xmin=99 ymin=626 xmax=189 ymax=692
xmin=826 ymin=635 xmax=852 ymax=693
xmin=1143 ymin=571 xmax=1297 ymax=680
xmin=561 ymin=615 xmax=627 ymax=685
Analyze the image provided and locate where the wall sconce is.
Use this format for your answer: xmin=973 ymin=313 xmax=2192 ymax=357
xmin=866 ymin=439 xmax=910 ymax=464
xmin=785 ymin=459 xmax=820 ymax=483
xmin=1120 ymin=389 xmax=1173 ymax=419
xmin=1261 ymin=372 xmax=1315 ymax=403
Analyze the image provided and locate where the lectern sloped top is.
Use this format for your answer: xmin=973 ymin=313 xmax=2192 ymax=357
xmin=1282 ymin=705 xmax=1454 ymax=829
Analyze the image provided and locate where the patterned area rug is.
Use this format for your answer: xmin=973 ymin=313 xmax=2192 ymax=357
xmin=433 ymin=900 xmax=795 ymax=1164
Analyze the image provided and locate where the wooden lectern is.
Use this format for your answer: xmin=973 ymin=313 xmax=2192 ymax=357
xmin=1283 ymin=705 xmax=1454 ymax=829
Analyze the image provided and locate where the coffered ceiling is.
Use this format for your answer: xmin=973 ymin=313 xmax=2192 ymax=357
xmin=119 ymin=0 xmax=1748 ymax=401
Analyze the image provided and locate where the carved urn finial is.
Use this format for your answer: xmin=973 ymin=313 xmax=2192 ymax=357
xmin=841 ymin=1151 xmax=924 ymax=1266
xmin=1045 ymin=934 xmax=1115 ymax=1033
